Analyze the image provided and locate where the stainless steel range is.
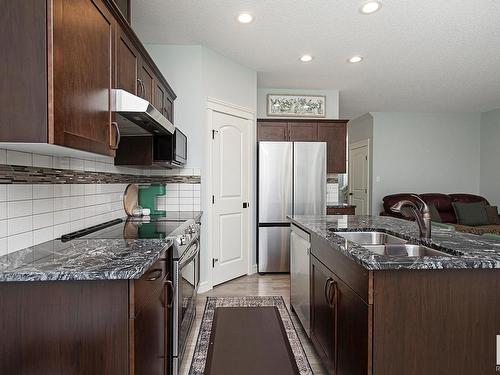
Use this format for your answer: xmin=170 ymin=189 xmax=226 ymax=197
xmin=168 ymin=219 xmax=200 ymax=374
xmin=60 ymin=215 xmax=201 ymax=375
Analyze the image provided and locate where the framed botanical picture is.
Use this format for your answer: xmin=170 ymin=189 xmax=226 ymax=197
xmin=267 ymin=94 xmax=326 ymax=118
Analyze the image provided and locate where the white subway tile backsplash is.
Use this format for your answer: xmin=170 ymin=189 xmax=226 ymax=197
xmin=6 ymin=150 xmax=32 ymax=166
xmin=8 ymin=184 xmax=32 ymax=201
xmin=70 ymin=184 xmax=85 ymax=196
xmin=54 ymin=197 xmax=71 ymax=211
xmin=33 ymin=154 xmax=53 ymax=168
xmin=70 ymin=158 xmax=85 ymax=171
xmin=34 ymin=227 xmax=54 ymax=246
xmin=33 ymin=198 xmax=54 ymax=214
xmin=0 ymin=203 xmax=6 ymax=220
xmin=54 ymin=223 xmax=71 ymax=238
xmin=8 ymin=216 xmax=33 ymax=236
xmin=70 ymin=208 xmax=85 ymax=221
xmin=33 ymin=212 xmax=54 ymax=230
xmin=53 ymin=156 xmax=70 ymax=170
xmin=54 ymin=209 xmax=71 ymax=226
xmin=0 ymin=185 xmax=6 ymax=202
xmin=0 ymin=155 xmax=202 ymax=255
xmin=33 ymin=184 xmax=54 ymax=199
xmin=0 ymin=238 xmax=7 ymax=257
xmin=0 ymin=220 xmax=7 ymax=238
xmin=8 ymin=200 xmax=33 ymax=219
xmin=54 ymin=184 xmax=71 ymax=197
xmin=8 ymin=232 xmax=33 ymax=253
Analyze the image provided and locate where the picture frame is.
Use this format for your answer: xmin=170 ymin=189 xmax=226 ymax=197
xmin=266 ymin=94 xmax=326 ymax=118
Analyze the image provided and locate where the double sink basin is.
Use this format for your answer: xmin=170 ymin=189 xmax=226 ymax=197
xmin=331 ymin=231 xmax=451 ymax=257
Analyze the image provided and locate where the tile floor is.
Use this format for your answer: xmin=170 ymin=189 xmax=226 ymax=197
xmin=179 ymin=274 xmax=327 ymax=375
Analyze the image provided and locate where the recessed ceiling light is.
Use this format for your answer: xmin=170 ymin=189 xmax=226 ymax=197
xmin=300 ymin=55 xmax=313 ymax=62
xmin=348 ymin=56 xmax=364 ymax=63
xmin=360 ymin=1 xmax=381 ymax=14
xmin=237 ymin=13 xmax=253 ymax=24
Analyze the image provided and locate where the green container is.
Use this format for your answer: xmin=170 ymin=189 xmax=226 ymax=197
xmin=138 ymin=184 xmax=166 ymax=216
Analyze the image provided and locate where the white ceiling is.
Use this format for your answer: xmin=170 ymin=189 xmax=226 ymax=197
xmin=132 ymin=0 xmax=500 ymax=119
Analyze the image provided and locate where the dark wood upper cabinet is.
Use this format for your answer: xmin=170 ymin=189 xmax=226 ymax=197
xmin=257 ymin=119 xmax=348 ymax=173
xmin=257 ymin=121 xmax=288 ymax=141
xmin=288 ymin=122 xmax=318 ymax=141
xmin=318 ymin=122 xmax=347 ymax=173
xmin=0 ymin=0 xmax=48 ymax=143
xmin=1 ymin=0 xmax=176 ymax=158
xmin=53 ymin=0 xmax=115 ymax=156
xmin=138 ymin=59 xmax=155 ymax=103
xmin=112 ymin=0 xmax=130 ymax=22
xmin=115 ymin=28 xmax=139 ymax=94
xmin=164 ymin=95 xmax=174 ymax=122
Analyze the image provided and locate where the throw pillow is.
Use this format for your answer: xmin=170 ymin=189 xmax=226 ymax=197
xmin=486 ymin=206 xmax=500 ymax=225
xmin=428 ymin=204 xmax=442 ymax=223
xmin=452 ymin=201 xmax=490 ymax=227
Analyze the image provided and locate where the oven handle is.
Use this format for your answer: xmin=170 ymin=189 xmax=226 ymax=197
xmin=179 ymin=239 xmax=200 ymax=269
xmin=164 ymin=280 xmax=174 ymax=308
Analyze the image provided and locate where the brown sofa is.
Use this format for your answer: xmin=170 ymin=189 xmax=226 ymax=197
xmin=380 ymin=193 xmax=500 ymax=235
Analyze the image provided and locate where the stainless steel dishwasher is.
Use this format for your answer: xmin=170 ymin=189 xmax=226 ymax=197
xmin=290 ymin=223 xmax=311 ymax=337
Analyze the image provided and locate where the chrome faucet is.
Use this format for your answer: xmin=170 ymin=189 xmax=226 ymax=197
xmin=390 ymin=195 xmax=432 ymax=241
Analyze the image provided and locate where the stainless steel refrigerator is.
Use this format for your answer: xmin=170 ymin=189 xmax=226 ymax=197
xmin=258 ymin=141 xmax=326 ymax=273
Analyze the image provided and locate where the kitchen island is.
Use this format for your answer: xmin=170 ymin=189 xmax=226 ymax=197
xmin=289 ymin=215 xmax=500 ymax=375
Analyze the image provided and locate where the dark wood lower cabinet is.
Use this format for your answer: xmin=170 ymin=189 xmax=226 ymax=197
xmin=0 ymin=256 xmax=172 ymax=375
xmin=310 ymin=255 xmax=368 ymax=375
xmin=310 ymin=233 xmax=500 ymax=375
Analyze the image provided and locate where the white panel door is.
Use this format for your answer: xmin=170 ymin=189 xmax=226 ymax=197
xmin=349 ymin=142 xmax=369 ymax=215
xmin=212 ymin=111 xmax=250 ymax=286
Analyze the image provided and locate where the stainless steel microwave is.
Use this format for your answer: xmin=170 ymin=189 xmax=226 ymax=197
xmin=154 ymin=129 xmax=187 ymax=168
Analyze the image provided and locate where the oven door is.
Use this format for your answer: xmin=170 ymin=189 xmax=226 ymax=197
xmin=177 ymin=238 xmax=200 ymax=361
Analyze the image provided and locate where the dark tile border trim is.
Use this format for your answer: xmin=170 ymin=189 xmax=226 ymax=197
xmin=0 ymin=164 xmax=201 ymax=185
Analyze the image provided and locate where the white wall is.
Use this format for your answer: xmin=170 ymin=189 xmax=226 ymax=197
xmin=348 ymin=113 xmax=374 ymax=212
xmin=146 ymin=45 xmax=204 ymax=169
xmin=371 ymin=112 xmax=481 ymax=214
xmin=480 ymin=108 xmax=500 ymax=206
xmin=146 ymin=44 xmax=258 ymax=290
xmin=257 ymin=88 xmax=339 ymax=119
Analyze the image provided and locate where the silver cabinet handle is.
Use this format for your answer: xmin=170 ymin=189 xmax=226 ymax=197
xmin=137 ymin=78 xmax=145 ymax=98
xmin=111 ymin=121 xmax=120 ymax=150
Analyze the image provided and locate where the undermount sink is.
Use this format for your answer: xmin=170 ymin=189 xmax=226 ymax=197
xmin=332 ymin=231 xmax=451 ymax=257
xmin=362 ymin=244 xmax=451 ymax=257
xmin=332 ymin=231 xmax=408 ymax=245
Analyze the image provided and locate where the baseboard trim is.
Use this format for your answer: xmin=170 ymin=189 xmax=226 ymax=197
xmin=198 ymin=281 xmax=212 ymax=294
xmin=250 ymin=264 xmax=258 ymax=274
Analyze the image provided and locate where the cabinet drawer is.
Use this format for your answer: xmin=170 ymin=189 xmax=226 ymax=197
xmin=311 ymin=233 xmax=369 ymax=303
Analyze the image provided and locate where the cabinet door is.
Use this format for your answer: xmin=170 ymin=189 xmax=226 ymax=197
xmin=154 ymin=81 xmax=165 ymax=112
xmin=52 ymin=0 xmax=115 ymax=156
xmin=318 ymin=122 xmax=347 ymax=173
xmin=115 ymin=28 xmax=139 ymax=94
xmin=310 ymin=255 xmax=336 ymax=374
xmin=257 ymin=121 xmax=288 ymax=141
xmin=288 ymin=122 xmax=318 ymax=141
xmin=164 ymin=95 xmax=174 ymax=122
xmin=336 ymin=279 xmax=369 ymax=375
xmin=134 ymin=277 xmax=169 ymax=375
xmin=138 ymin=59 xmax=154 ymax=102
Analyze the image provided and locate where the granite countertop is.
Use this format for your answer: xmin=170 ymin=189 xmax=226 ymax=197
xmin=0 ymin=238 xmax=172 ymax=282
xmin=289 ymin=215 xmax=500 ymax=270
xmin=0 ymin=211 xmax=204 ymax=282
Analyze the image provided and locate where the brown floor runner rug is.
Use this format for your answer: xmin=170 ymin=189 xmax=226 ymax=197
xmin=189 ymin=296 xmax=313 ymax=375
